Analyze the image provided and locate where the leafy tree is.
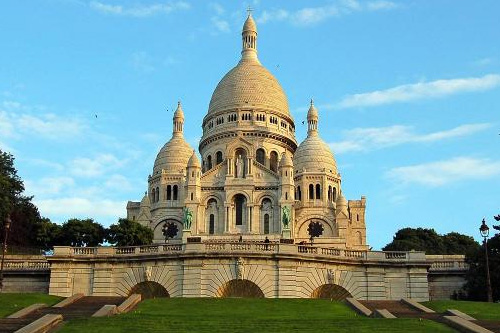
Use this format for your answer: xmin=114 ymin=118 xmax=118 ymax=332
xmin=35 ymin=218 xmax=62 ymax=251
xmin=107 ymin=218 xmax=153 ymax=246
xmin=442 ymin=232 xmax=479 ymax=256
xmin=383 ymin=228 xmax=446 ymax=254
xmin=0 ymin=149 xmax=51 ymax=249
xmin=162 ymin=222 xmax=179 ymax=242
xmin=463 ymin=234 xmax=500 ymax=301
xmin=308 ymin=221 xmax=324 ymax=244
xmin=59 ymin=218 xmax=106 ymax=247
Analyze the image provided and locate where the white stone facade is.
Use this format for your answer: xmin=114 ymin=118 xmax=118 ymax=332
xmin=126 ymin=14 xmax=367 ymax=250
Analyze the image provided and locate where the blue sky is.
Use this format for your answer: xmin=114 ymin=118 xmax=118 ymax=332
xmin=1 ymin=0 xmax=499 ymax=249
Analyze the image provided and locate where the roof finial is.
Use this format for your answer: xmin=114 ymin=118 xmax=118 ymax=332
xmin=247 ymin=6 xmax=253 ymax=16
xmin=310 ymin=98 xmax=314 ymax=106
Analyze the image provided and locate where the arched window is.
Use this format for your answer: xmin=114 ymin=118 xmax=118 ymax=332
xmin=256 ymin=148 xmax=265 ymax=165
xmin=297 ymin=186 xmax=302 ymax=200
xmin=309 ymin=184 xmax=314 ymax=200
xmin=328 ymin=186 xmax=332 ymax=201
xmin=264 ymin=214 xmax=269 ymax=234
xmin=235 ymin=194 xmax=246 ymax=226
xmin=333 ymin=187 xmax=337 ymax=202
xmin=285 ymin=192 xmax=288 ymax=200
xmin=316 ymin=184 xmax=321 ymax=200
xmin=151 ymin=188 xmax=156 ymax=202
xmin=207 ymin=155 xmax=212 ymax=170
xmin=209 ymin=214 xmax=215 ymax=235
xmin=166 ymin=185 xmax=172 ymax=200
xmin=216 ymin=151 xmax=223 ymax=165
xmin=173 ymin=185 xmax=178 ymax=200
xmin=356 ymin=214 xmax=359 ymax=222
xmin=270 ymin=151 xmax=278 ymax=172
xmin=156 ymin=187 xmax=159 ymax=202
xmin=191 ymin=192 xmax=193 ymax=200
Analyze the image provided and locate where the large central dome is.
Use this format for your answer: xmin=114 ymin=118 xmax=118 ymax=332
xmin=206 ymin=14 xmax=290 ymax=118
xmin=208 ymin=60 xmax=290 ymax=117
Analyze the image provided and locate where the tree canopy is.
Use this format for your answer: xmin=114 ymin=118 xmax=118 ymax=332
xmin=383 ymin=227 xmax=479 ymax=255
xmin=107 ymin=218 xmax=153 ymax=246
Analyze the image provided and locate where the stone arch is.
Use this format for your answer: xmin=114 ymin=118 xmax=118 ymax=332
xmin=296 ymin=216 xmax=336 ymax=239
xmin=129 ymin=281 xmax=170 ymax=299
xmin=311 ymin=284 xmax=352 ymax=300
xmin=153 ymin=218 xmax=182 ymax=241
xmin=216 ymin=279 xmax=265 ymax=298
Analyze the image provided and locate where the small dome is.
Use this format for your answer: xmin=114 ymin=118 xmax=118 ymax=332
xmin=243 ymin=14 xmax=257 ymax=33
xmin=293 ymin=135 xmax=338 ymax=174
xmin=153 ymin=136 xmax=192 ymax=174
xmin=279 ymin=152 xmax=293 ymax=167
xmin=188 ymin=150 xmax=201 ymax=168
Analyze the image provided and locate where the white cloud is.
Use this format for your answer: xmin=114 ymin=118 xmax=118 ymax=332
xmin=0 ymin=109 xmax=86 ymax=140
xmin=330 ymin=123 xmax=492 ymax=153
xmin=35 ymin=197 xmax=126 ymax=222
xmin=473 ymin=57 xmax=494 ymax=67
xmin=25 ymin=177 xmax=75 ymax=196
xmin=334 ymin=74 xmax=500 ymax=109
xmin=257 ymin=0 xmax=398 ymax=26
xmin=387 ymin=157 xmax=500 ymax=186
xmin=211 ymin=16 xmax=230 ymax=33
xmin=89 ymin=1 xmax=190 ymax=17
xmin=209 ymin=2 xmax=225 ymax=15
xmin=104 ymin=174 xmax=133 ymax=190
xmin=69 ymin=153 xmax=126 ymax=178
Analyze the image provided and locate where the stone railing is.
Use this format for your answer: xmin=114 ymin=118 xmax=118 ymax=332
xmin=426 ymin=255 xmax=468 ymax=272
xmin=3 ymin=255 xmax=50 ymax=271
xmin=52 ymin=243 xmax=428 ymax=263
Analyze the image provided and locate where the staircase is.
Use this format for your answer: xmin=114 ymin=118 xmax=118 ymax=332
xmin=0 ymin=296 xmax=126 ymax=333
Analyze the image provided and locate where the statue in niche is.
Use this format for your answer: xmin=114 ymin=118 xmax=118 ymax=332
xmin=235 ymin=154 xmax=244 ymax=178
xmin=183 ymin=207 xmax=193 ymax=230
xmin=282 ymin=206 xmax=291 ymax=229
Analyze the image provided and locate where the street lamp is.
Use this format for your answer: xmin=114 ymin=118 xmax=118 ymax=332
xmin=479 ymin=218 xmax=493 ymax=302
xmin=0 ymin=214 xmax=12 ymax=293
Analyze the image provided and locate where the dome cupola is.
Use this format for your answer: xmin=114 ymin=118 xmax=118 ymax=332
xmin=153 ymin=102 xmax=193 ymax=175
xmin=293 ymin=101 xmax=338 ymax=174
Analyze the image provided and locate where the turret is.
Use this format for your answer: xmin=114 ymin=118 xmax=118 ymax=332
xmin=173 ymin=101 xmax=185 ymax=137
xmin=241 ymin=12 xmax=258 ymax=62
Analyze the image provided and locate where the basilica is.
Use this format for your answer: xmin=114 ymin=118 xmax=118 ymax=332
xmin=126 ymin=14 xmax=367 ymax=250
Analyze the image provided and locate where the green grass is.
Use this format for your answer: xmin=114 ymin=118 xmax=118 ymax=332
xmin=423 ymin=300 xmax=500 ymax=320
xmin=0 ymin=293 xmax=62 ymax=317
xmin=60 ymin=298 xmax=454 ymax=333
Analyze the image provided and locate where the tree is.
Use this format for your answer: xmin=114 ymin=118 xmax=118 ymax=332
xmin=382 ymin=228 xmax=478 ymax=255
xmin=162 ymin=222 xmax=178 ymax=242
xmin=0 ymin=149 xmax=51 ymax=249
xmin=107 ymin=218 xmax=153 ymax=246
xmin=463 ymin=234 xmax=500 ymax=301
xmin=308 ymin=221 xmax=324 ymax=244
xmin=59 ymin=218 xmax=106 ymax=247
xmin=35 ymin=218 xmax=62 ymax=251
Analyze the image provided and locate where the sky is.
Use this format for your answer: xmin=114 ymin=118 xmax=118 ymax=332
xmin=0 ymin=0 xmax=499 ymax=250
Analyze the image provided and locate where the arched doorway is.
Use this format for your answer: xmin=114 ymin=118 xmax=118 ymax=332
xmin=311 ymin=284 xmax=352 ymax=300
xmin=216 ymin=279 xmax=264 ymax=298
xmin=129 ymin=281 xmax=169 ymax=299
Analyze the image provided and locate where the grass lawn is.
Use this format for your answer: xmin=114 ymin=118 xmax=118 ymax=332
xmin=0 ymin=293 xmax=62 ymax=317
xmin=423 ymin=300 xmax=500 ymax=320
xmin=60 ymin=298 xmax=454 ymax=333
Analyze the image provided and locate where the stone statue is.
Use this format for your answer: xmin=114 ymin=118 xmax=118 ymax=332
xmin=183 ymin=207 xmax=193 ymax=230
xmin=282 ymin=206 xmax=291 ymax=229
xmin=235 ymin=154 xmax=244 ymax=178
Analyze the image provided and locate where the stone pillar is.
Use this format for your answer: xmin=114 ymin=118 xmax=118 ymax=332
xmin=365 ymin=267 xmax=386 ymax=300
xmin=182 ymin=259 xmax=202 ymax=297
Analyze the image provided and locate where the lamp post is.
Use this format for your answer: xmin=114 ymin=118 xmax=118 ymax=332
xmin=479 ymin=218 xmax=493 ymax=303
xmin=0 ymin=214 xmax=12 ymax=293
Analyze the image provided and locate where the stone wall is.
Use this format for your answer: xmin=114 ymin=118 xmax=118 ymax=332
xmin=47 ymin=243 xmax=431 ymax=301
xmin=426 ymin=255 xmax=468 ymax=300
xmin=1 ymin=255 xmax=50 ymax=293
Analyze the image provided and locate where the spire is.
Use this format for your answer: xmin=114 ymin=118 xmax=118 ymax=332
xmin=241 ymin=11 xmax=258 ymax=61
xmin=173 ymin=101 xmax=184 ymax=137
xmin=307 ymin=99 xmax=319 ymax=136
